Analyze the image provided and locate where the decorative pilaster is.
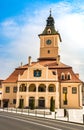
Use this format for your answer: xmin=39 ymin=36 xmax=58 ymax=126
xmin=45 ymin=83 xmax=48 ymax=108
xmin=35 ymin=83 xmax=38 ymax=108
xmin=16 ymin=82 xmax=20 ymax=108
xmin=55 ymin=82 xmax=60 ymax=108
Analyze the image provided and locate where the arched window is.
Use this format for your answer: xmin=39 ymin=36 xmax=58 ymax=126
xmin=61 ymin=73 xmax=65 ymax=80
xmin=47 ymin=28 xmax=51 ymax=34
xmin=38 ymin=84 xmax=46 ymax=92
xmin=67 ymin=73 xmax=71 ymax=80
xmin=19 ymin=84 xmax=27 ymax=92
xmin=19 ymin=86 xmax=22 ymax=92
xmin=48 ymin=84 xmax=56 ymax=92
xmin=29 ymin=84 xmax=36 ymax=92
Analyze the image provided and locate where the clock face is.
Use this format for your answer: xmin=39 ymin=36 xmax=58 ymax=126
xmin=46 ymin=39 xmax=52 ymax=45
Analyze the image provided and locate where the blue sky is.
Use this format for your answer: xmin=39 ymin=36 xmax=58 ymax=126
xmin=0 ymin=0 xmax=84 ymax=80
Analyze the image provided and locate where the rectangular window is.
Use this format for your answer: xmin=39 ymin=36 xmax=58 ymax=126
xmin=5 ymin=87 xmax=10 ymax=93
xmin=13 ymin=86 xmax=17 ymax=93
xmin=13 ymin=99 xmax=16 ymax=104
xmin=72 ymin=87 xmax=77 ymax=94
xmin=63 ymin=100 xmax=67 ymax=105
xmin=63 ymin=87 xmax=67 ymax=94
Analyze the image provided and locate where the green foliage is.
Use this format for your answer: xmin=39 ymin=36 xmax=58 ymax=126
xmin=50 ymin=96 xmax=55 ymax=112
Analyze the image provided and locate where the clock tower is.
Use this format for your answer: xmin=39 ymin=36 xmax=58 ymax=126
xmin=38 ymin=11 xmax=61 ymax=63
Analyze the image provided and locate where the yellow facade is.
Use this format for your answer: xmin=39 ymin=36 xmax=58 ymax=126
xmin=2 ymin=83 xmax=17 ymax=107
xmin=60 ymin=83 xmax=82 ymax=108
xmin=39 ymin=35 xmax=60 ymax=59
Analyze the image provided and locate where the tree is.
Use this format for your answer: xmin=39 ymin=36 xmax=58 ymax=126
xmin=50 ymin=96 xmax=55 ymax=112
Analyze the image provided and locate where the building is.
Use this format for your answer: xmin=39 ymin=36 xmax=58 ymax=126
xmin=82 ymin=83 xmax=84 ymax=105
xmin=1 ymin=11 xmax=83 ymax=109
xmin=0 ymin=79 xmax=3 ymax=107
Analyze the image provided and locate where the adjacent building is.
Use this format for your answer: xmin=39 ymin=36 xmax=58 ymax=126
xmin=0 ymin=79 xmax=3 ymax=107
xmin=1 ymin=12 xmax=83 ymax=109
xmin=82 ymin=83 xmax=84 ymax=105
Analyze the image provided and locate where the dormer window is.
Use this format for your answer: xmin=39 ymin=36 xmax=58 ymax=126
xmin=47 ymin=28 xmax=51 ymax=34
xmin=67 ymin=73 xmax=71 ymax=80
xmin=34 ymin=69 xmax=41 ymax=77
xmin=61 ymin=73 xmax=65 ymax=80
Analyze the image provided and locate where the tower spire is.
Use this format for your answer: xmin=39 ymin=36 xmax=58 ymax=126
xmin=38 ymin=11 xmax=61 ymax=42
xmin=38 ymin=11 xmax=62 ymax=61
xmin=50 ymin=8 xmax=52 ymax=17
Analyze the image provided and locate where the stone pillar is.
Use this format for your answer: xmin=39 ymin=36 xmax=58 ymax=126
xmin=16 ymin=82 xmax=20 ymax=108
xmin=46 ymin=83 xmax=48 ymax=108
xmin=35 ymin=83 xmax=38 ymax=108
xmin=27 ymin=83 xmax=29 ymax=92
xmin=56 ymin=82 xmax=60 ymax=108
xmin=78 ymin=84 xmax=82 ymax=107
xmin=16 ymin=96 xmax=19 ymax=108
xmin=25 ymin=83 xmax=29 ymax=107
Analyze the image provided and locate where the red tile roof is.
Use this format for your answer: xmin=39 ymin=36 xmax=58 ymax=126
xmin=3 ymin=60 xmax=82 ymax=83
xmin=3 ymin=68 xmax=27 ymax=83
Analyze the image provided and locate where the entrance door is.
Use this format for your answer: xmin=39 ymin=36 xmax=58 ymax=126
xmin=38 ymin=97 xmax=45 ymax=108
xmin=29 ymin=97 xmax=35 ymax=109
xmin=19 ymin=99 xmax=24 ymax=108
xmin=3 ymin=100 xmax=9 ymax=108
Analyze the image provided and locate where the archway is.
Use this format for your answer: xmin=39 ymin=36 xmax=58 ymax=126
xmin=29 ymin=84 xmax=36 ymax=92
xmin=38 ymin=84 xmax=46 ymax=92
xmin=19 ymin=84 xmax=27 ymax=92
xmin=48 ymin=84 xmax=56 ymax=92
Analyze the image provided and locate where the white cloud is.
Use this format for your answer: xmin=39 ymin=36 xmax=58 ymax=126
xmin=0 ymin=1 xmax=84 ymax=81
xmin=0 ymin=19 xmax=20 ymax=38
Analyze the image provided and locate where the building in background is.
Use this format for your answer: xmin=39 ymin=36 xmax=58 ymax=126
xmin=2 ymin=11 xmax=83 ymax=109
xmin=0 ymin=79 xmax=3 ymax=107
xmin=82 ymin=83 xmax=84 ymax=105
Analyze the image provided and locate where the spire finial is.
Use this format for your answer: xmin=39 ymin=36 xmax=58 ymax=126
xmin=21 ymin=62 xmax=23 ymax=67
xmin=50 ymin=8 xmax=52 ymax=16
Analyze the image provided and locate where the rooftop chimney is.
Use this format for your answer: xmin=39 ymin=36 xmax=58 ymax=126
xmin=28 ymin=56 xmax=31 ymax=66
